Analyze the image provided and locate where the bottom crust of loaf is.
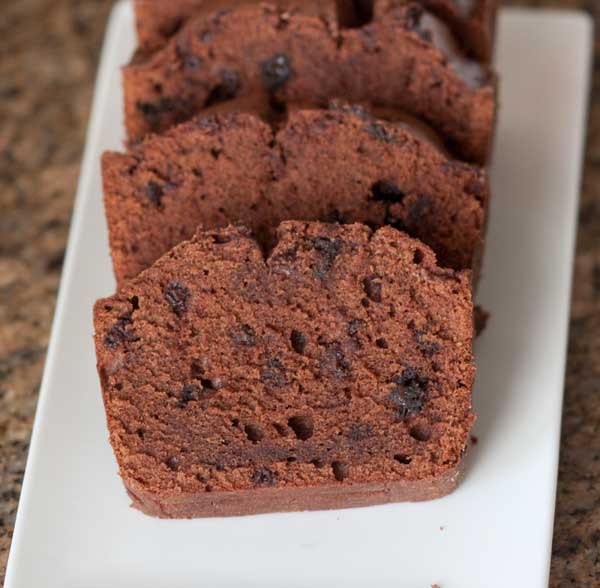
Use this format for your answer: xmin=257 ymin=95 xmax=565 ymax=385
xmin=123 ymin=461 xmax=465 ymax=519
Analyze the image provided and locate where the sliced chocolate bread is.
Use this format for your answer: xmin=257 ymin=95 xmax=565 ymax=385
xmin=133 ymin=0 xmax=338 ymax=53
xmin=373 ymin=0 xmax=497 ymax=62
xmin=102 ymin=107 xmax=488 ymax=284
xmin=94 ymin=222 xmax=475 ymax=518
xmin=134 ymin=0 xmax=497 ymax=62
xmin=124 ymin=2 xmax=495 ymax=162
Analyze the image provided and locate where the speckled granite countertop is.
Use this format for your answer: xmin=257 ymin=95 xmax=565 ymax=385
xmin=0 ymin=0 xmax=598 ymax=585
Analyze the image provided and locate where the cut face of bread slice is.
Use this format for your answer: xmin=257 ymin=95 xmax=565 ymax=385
xmin=102 ymin=107 xmax=488 ymax=284
xmin=124 ymin=2 xmax=496 ymax=162
xmin=94 ymin=222 xmax=475 ymax=518
xmin=134 ymin=0 xmax=497 ymax=62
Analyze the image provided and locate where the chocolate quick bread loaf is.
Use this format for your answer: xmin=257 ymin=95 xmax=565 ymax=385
xmin=124 ymin=2 xmax=496 ymax=163
xmin=102 ymin=106 xmax=488 ymax=284
xmin=93 ymin=222 xmax=475 ymax=518
xmin=134 ymin=0 xmax=497 ymax=62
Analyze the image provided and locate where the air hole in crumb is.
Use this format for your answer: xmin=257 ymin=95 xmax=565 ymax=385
xmin=288 ymin=415 xmax=314 ymax=440
xmin=104 ymin=305 xmax=113 ymax=311
xmin=128 ymin=295 xmax=140 ymax=310
xmin=413 ymin=249 xmax=424 ymax=264
xmin=201 ymin=377 xmax=221 ymax=390
xmin=273 ymin=422 xmax=288 ymax=437
xmin=332 ymin=460 xmax=349 ymax=481
xmin=287 ymin=456 xmax=297 ymax=463
xmin=376 ymin=338 xmax=388 ymax=349
xmin=410 ymin=425 xmax=431 ymax=442
xmin=114 ymin=382 xmax=123 ymax=391
xmin=210 ymin=147 xmax=222 ymax=159
xmin=231 ymin=418 xmax=240 ymax=428
xmin=205 ymin=484 xmax=213 ymax=492
xmin=312 ymin=458 xmax=326 ymax=468
xmin=394 ymin=454 xmax=412 ymax=464
xmin=136 ymin=428 xmax=145 ymax=439
xmin=290 ymin=329 xmax=307 ymax=353
xmin=244 ymin=424 xmax=264 ymax=443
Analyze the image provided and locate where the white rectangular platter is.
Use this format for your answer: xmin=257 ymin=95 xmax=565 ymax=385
xmin=4 ymin=4 xmax=593 ymax=587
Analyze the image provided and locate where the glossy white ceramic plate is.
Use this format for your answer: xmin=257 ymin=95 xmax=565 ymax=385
xmin=4 ymin=4 xmax=593 ymax=587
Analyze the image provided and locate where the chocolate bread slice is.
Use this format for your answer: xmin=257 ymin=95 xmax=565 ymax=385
xmin=124 ymin=2 xmax=495 ymax=163
xmin=373 ymin=0 xmax=497 ymax=62
xmin=133 ymin=0 xmax=337 ymax=53
xmin=134 ymin=0 xmax=497 ymax=62
xmin=102 ymin=107 xmax=488 ymax=284
xmin=94 ymin=222 xmax=475 ymax=518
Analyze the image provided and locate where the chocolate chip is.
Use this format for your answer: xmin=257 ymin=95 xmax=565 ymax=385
xmin=347 ymin=319 xmax=364 ymax=336
xmin=166 ymin=456 xmax=180 ymax=471
xmin=310 ymin=236 xmax=342 ymax=278
xmin=260 ymin=358 xmax=288 ymax=388
xmin=103 ymin=313 xmax=137 ymax=348
xmin=164 ymin=281 xmax=190 ymax=317
xmin=371 ymin=180 xmax=405 ymax=203
xmin=177 ymin=384 xmax=199 ymax=408
xmin=413 ymin=248 xmax=425 ymax=264
xmin=347 ymin=423 xmax=372 ymax=442
xmin=145 ymin=180 xmax=164 ymax=206
xmin=319 ymin=340 xmax=350 ymax=379
xmin=407 ymin=195 xmax=433 ymax=226
xmin=290 ymin=330 xmax=307 ymax=354
xmin=415 ymin=333 xmax=441 ymax=357
xmin=388 ymin=367 xmax=428 ymax=420
xmin=376 ymin=338 xmax=389 ymax=349
xmin=261 ymin=54 xmax=293 ymax=91
xmin=204 ymin=69 xmax=240 ymax=107
xmin=332 ymin=461 xmax=349 ymax=481
xmin=311 ymin=457 xmax=326 ymax=469
xmin=364 ymin=121 xmax=397 ymax=143
xmin=244 ymin=424 xmax=264 ymax=443
xmin=251 ymin=467 xmax=276 ymax=487
xmin=199 ymin=30 xmax=212 ymax=43
xmin=362 ymin=275 xmax=383 ymax=302
xmin=231 ymin=323 xmax=256 ymax=346
xmin=288 ymin=415 xmax=314 ymax=440
xmin=394 ymin=454 xmax=412 ymax=464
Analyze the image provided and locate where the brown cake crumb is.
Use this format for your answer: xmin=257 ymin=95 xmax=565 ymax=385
xmin=102 ymin=107 xmax=488 ymax=284
xmin=124 ymin=2 xmax=496 ymax=162
xmin=94 ymin=222 xmax=475 ymax=518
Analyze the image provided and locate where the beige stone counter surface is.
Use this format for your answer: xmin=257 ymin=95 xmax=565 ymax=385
xmin=0 ymin=0 xmax=598 ymax=585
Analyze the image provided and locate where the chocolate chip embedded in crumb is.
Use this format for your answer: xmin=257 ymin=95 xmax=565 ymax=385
xmin=331 ymin=461 xmax=349 ymax=481
xmin=363 ymin=121 xmax=397 ymax=143
xmin=347 ymin=319 xmax=365 ymax=336
xmin=290 ymin=330 xmax=307 ymax=354
xmin=166 ymin=456 xmax=180 ymax=471
xmin=261 ymin=54 xmax=293 ymax=91
xmin=231 ymin=323 xmax=256 ymax=346
xmin=177 ymin=384 xmax=200 ymax=408
xmin=163 ymin=281 xmax=190 ymax=317
xmin=388 ymin=367 xmax=428 ymax=420
xmin=310 ymin=236 xmax=342 ymax=278
xmin=260 ymin=358 xmax=288 ymax=388
xmin=145 ymin=180 xmax=164 ymax=206
xmin=204 ymin=69 xmax=241 ymax=107
xmin=362 ymin=275 xmax=383 ymax=302
xmin=251 ymin=467 xmax=276 ymax=487
xmin=103 ymin=313 xmax=137 ymax=348
xmin=407 ymin=195 xmax=433 ymax=226
xmin=370 ymin=180 xmax=405 ymax=203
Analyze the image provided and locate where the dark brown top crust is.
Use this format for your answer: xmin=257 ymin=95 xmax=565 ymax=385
xmin=102 ymin=107 xmax=488 ymax=284
xmin=124 ymin=2 xmax=496 ymax=162
xmin=94 ymin=222 xmax=475 ymax=517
